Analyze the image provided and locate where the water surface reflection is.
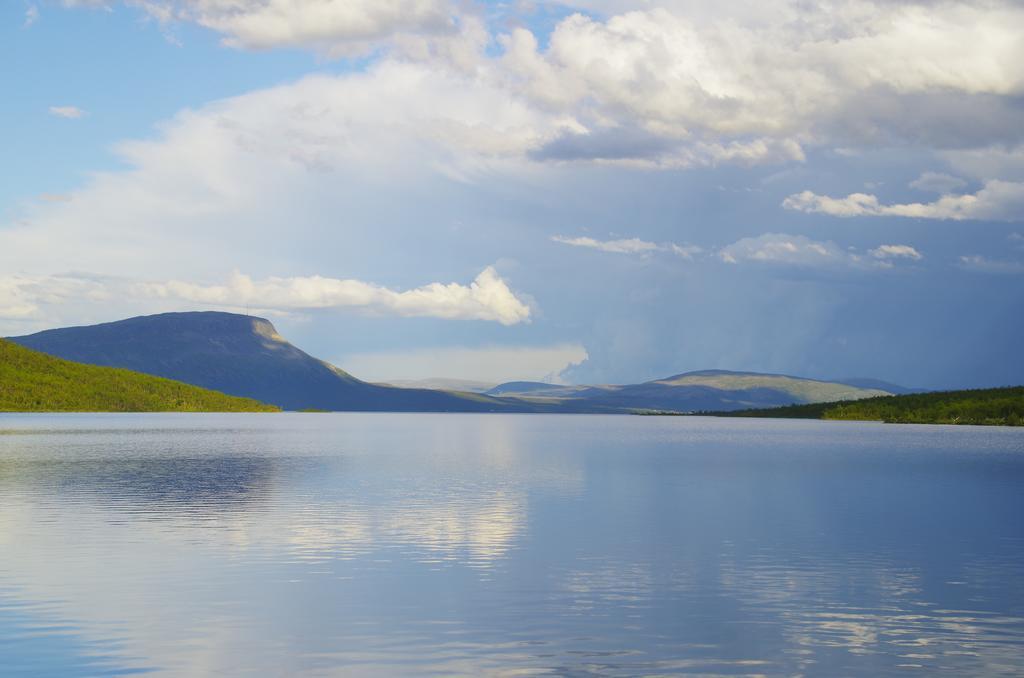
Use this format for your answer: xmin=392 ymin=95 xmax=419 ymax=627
xmin=1 ymin=413 xmax=1022 ymax=675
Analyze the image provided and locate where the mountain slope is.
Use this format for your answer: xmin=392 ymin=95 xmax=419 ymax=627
xmin=832 ymin=377 xmax=919 ymax=395
xmin=382 ymin=378 xmax=498 ymax=393
xmin=8 ymin=314 xmax=899 ymax=414
xmin=8 ymin=312 xmax=534 ymax=412
xmin=489 ymin=370 xmax=893 ymax=412
xmin=0 ymin=339 xmax=278 ymax=412
xmin=486 ymin=382 xmax=590 ymax=398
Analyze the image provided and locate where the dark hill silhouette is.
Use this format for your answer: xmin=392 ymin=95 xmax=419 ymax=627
xmin=8 ymin=312 xmax=534 ymax=412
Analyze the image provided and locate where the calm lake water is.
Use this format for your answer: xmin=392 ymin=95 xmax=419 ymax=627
xmin=1 ymin=414 xmax=1023 ymax=676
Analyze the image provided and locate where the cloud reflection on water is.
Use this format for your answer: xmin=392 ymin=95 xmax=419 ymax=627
xmin=0 ymin=414 xmax=1022 ymax=676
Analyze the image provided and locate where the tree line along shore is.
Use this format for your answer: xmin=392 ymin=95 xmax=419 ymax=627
xmin=704 ymin=386 xmax=1023 ymax=426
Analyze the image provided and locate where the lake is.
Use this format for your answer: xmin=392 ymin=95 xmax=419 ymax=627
xmin=1 ymin=413 xmax=1022 ymax=676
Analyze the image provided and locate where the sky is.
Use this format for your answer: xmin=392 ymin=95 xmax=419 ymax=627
xmin=1 ymin=0 xmax=1023 ymax=389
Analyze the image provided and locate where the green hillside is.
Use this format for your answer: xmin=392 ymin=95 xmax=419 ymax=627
xmin=0 ymin=339 xmax=279 ymax=412
xmin=710 ymin=386 xmax=1023 ymax=426
xmin=652 ymin=371 xmax=891 ymax=402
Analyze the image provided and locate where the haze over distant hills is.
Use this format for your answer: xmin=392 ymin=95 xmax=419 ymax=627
xmin=381 ymin=378 xmax=498 ymax=393
xmin=9 ymin=312 xmax=901 ymax=413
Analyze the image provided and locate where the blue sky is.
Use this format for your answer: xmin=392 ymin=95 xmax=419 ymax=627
xmin=2 ymin=0 xmax=1023 ymax=389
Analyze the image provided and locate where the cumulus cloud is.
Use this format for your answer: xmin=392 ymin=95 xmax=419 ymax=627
xmin=0 ymin=279 xmax=44 ymax=320
xmin=782 ymin=180 xmax=1024 ymax=221
xmin=552 ymin=235 xmax=701 ymax=259
xmin=0 ymin=274 xmax=111 ymax=320
xmin=340 ymin=343 xmax=589 ymax=383
xmin=869 ymin=245 xmax=923 ymax=261
xmin=1 ymin=60 xmax=570 ymax=279
xmin=61 ymin=0 xmax=1024 ymax=167
xmin=134 ymin=0 xmax=457 ymax=55
xmin=528 ymin=126 xmax=805 ymax=168
xmin=137 ymin=267 xmax=531 ymax=324
xmin=48 ymin=105 xmax=85 ymax=119
xmin=909 ymin=172 xmax=967 ymax=194
xmin=0 ymin=268 xmax=531 ymax=326
xmin=496 ymin=1 xmax=1024 ymax=163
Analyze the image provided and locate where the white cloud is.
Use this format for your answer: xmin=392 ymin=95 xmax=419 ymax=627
xmin=552 ymin=235 xmax=658 ymax=255
xmin=24 ymin=4 xmax=39 ymax=27
xmin=716 ymin=233 xmax=921 ymax=270
xmin=499 ymin=1 xmax=1024 ymax=164
xmin=0 ymin=280 xmax=42 ymax=320
xmin=48 ymin=105 xmax=85 ymax=119
xmin=60 ymin=1 xmax=1024 ymax=168
xmin=719 ymin=233 xmax=852 ymax=267
xmin=2 ymin=60 xmax=569 ymax=280
xmin=944 ymin=144 xmax=1024 ymax=182
xmin=560 ymin=232 xmax=921 ymax=270
xmin=909 ymin=172 xmax=967 ymax=194
xmin=0 ymin=268 xmax=531 ymax=326
xmin=552 ymin=235 xmax=701 ymax=259
xmin=958 ymin=255 xmax=1024 ymax=274
xmin=0 ymin=274 xmax=111 ymax=321
xmin=870 ymin=245 xmax=922 ymax=261
xmin=73 ymin=0 xmax=456 ymax=55
xmin=137 ymin=267 xmax=531 ymax=324
xmin=338 ymin=343 xmax=589 ymax=383
xmin=782 ymin=181 xmax=1024 ymax=221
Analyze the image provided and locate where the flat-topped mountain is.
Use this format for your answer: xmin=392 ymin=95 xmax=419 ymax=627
xmin=8 ymin=312 xmax=531 ymax=412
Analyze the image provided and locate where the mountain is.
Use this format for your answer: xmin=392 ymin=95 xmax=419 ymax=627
xmin=488 ymin=370 xmax=894 ymax=412
xmin=8 ymin=312 xmax=535 ymax=412
xmin=708 ymin=386 xmax=1024 ymax=426
xmin=485 ymin=382 xmax=589 ymax=397
xmin=832 ymin=377 xmax=921 ymax=395
xmin=0 ymin=338 xmax=278 ymax=412
xmin=382 ymin=378 xmax=498 ymax=393
xmin=8 ymin=313 xmax=897 ymax=414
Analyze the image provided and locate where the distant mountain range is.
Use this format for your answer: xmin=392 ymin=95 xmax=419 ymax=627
xmin=8 ymin=312 xmax=906 ymax=413
xmin=484 ymin=370 xmax=895 ymax=412
xmin=8 ymin=312 xmax=530 ymax=413
xmin=381 ymin=378 xmax=498 ymax=393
